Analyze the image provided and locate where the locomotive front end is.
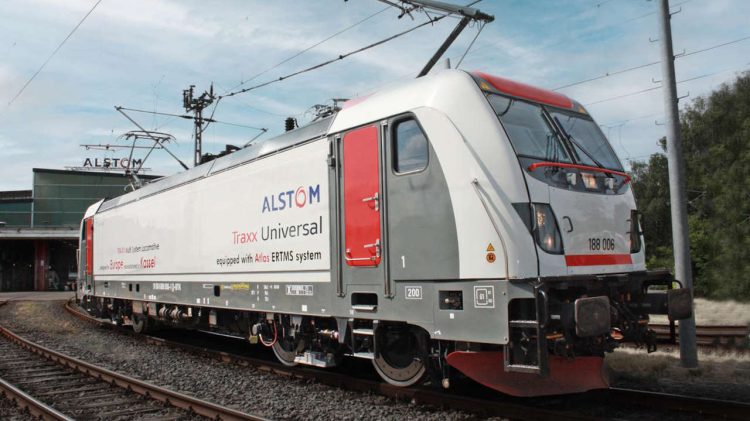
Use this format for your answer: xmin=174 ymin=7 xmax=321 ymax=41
xmin=446 ymin=72 xmax=692 ymax=397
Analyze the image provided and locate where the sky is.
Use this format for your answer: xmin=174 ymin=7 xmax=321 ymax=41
xmin=1 ymin=0 xmax=748 ymax=190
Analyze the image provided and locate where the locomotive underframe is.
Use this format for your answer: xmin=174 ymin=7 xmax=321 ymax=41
xmin=79 ymin=268 xmax=689 ymax=389
xmin=503 ymin=269 xmax=690 ymax=376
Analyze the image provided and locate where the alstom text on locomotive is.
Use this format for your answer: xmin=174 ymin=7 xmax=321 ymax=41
xmin=261 ymin=215 xmax=324 ymax=241
xmin=262 ymin=184 xmax=321 ymax=213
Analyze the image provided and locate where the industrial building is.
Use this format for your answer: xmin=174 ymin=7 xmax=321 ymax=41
xmin=0 ymin=168 xmax=160 ymax=291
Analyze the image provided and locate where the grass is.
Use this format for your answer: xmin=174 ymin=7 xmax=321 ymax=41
xmin=606 ymin=298 xmax=750 ymax=402
xmin=649 ymin=297 xmax=750 ymax=325
xmin=606 ymin=346 xmax=750 ymax=401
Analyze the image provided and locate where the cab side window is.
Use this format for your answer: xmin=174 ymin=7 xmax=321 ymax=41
xmin=393 ymin=118 xmax=428 ymax=174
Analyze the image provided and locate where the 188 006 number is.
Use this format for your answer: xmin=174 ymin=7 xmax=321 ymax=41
xmin=588 ymin=238 xmax=615 ymax=251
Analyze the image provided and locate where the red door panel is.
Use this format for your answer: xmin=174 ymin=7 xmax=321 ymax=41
xmin=85 ymin=218 xmax=94 ymax=275
xmin=343 ymin=125 xmax=381 ymax=267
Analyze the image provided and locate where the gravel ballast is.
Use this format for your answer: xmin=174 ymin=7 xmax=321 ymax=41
xmin=0 ymin=301 xmax=473 ymax=420
xmin=0 ymin=396 xmax=35 ymax=421
xmin=2 ymin=300 xmax=747 ymax=421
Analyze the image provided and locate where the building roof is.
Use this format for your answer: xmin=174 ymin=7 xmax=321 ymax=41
xmin=0 ymin=226 xmax=78 ymax=239
xmin=0 ymin=190 xmax=32 ymax=201
xmin=99 ymin=116 xmax=334 ymax=212
xmin=32 ymin=167 xmax=162 ymax=179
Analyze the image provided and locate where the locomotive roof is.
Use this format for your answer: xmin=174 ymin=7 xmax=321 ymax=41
xmin=97 ymin=69 xmax=579 ymax=213
xmin=471 ymin=71 xmax=574 ymax=110
xmin=327 ymin=69 xmax=581 ymax=134
xmin=98 ymin=115 xmax=334 ymax=212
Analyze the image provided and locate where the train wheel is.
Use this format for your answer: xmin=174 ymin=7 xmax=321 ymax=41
xmin=270 ymin=321 xmax=305 ymax=366
xmin=132 ymin=314 xmax=149 ymax=334
xmin=372 ymin=326 xmax=427 ymax=387
xmin=94 ymin=298 xmax=108 ymax=319
xmin=110 ymin=311 xmax=122 ymax=327
xmin=272 ymin=340 xmax=297 ymax=366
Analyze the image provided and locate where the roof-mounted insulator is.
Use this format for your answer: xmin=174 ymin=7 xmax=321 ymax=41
xmin=285 ymin=117 xmax=297 ymax=132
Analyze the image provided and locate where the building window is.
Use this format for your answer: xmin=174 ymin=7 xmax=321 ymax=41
xmin=393 ymin=118 xmax=428 ymax=174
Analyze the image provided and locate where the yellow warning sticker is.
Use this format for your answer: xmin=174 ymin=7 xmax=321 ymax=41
xmin=486 ymin=243 xmax=495 ymax=252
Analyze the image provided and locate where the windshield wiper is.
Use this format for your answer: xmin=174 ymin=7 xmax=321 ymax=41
xmin=553 ymin=116 xmax=607 ymax=170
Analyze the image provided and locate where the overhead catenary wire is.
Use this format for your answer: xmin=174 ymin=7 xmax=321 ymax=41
xmin=200 ymin=97 xmax=222 ymax=135
xmin=599 ymin=111 xmax=664 ymax=128
xmin=554 ymin=60 xmax=660 ymax=91
xmin=223 ymin=94 xmax=306 ymax=118
xmin=117 ymin=106 xmax=267 ymax=131
xmin=455 ymin=21 xmax=486 ymax=69
xmin=680 ymin=34 xmax=750 ymax=58
xmin=226 ymin=6 xmax=392 ymax=94
xmin=149 ymin=7 xmax=390 ymax=132
xmin=461 ymin=0 xmax=692 ymax=64
xmin=554 ymin=34 xmax=750 ymax=91
xmin=219 ymin=1 xmax=485 ymax=127
xmin=221 ymin=13 xmax=449 ymax=99
xmin=7 ymin=0 xmax=102 ymax=106
xmin=584 ymin=65 xmax=749 ymax=106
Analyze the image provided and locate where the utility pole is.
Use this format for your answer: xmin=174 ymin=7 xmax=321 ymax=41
xmin=183 ymin=84 xmax=216 ymax=167
xmin=657 ymin=0 xmax=698 ymax=368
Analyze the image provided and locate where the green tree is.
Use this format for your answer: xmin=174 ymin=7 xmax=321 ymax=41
xmin=630 ymin=153 xmax=673 ymax=270
xmin=630 ymin=72 xmax=750 ymax=300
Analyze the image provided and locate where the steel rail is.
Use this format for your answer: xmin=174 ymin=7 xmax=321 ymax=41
xmin=0 ymin=374 xmax=74 ymax=421
xmin=650 ymin=323 xmax=749 ymax=336
xmin=602 ymin=388 xmax=750 ymax=420
xmin=649 ymin=323 xmax=749 ymax=348
xmin=63 ymin=300 xmax=588 ymax=420
xmin=0 ymin=299 xmax=89 ymax=420
xmin=64 ymin=300 xmax=750 ymax=420
xmin=0 ymin=317 xmax=269 ymax=421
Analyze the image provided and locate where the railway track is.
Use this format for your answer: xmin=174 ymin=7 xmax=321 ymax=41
xmin=64 ymin=299 xmax=750 ymax=420
xmin=0 ymin=302 xmax=268 ymax=421
xmin=650 ymin=322 xmax=749 ymax=349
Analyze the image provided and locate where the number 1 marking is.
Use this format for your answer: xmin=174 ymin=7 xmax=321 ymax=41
xmin=401 ymin=255 xmax=406 ymax=268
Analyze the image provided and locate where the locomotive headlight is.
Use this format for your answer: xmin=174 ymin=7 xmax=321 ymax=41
xmin=533 ymin=203 xmax=564 ymax=254
xmin=536 ymin=209 xmax=546 ymax=227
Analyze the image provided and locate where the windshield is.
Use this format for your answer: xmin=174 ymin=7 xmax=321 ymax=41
xmin=487 ymin=94 xmax=571 ymax=163
xmin=549 ymin=110 xmax=623 ymax=171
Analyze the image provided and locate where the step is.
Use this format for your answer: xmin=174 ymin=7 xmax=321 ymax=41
xmin=505 ymin=363 xmax=541 ymax=374
xmin=294 ymin=351 xmax=337 ymax=368
xmin=509 ymin=320 xmax=539 ymax=328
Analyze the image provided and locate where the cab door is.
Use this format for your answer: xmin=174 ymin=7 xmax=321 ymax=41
xmin=338 ymin=124 xmax=387 ymax=307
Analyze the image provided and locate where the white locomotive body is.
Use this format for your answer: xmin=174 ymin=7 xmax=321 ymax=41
xmin=79 ymin=69 xmax=691 ymax=396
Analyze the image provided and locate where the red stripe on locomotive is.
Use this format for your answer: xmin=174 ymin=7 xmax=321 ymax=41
xmin=565 ymin=254 xmax=633 ymax=266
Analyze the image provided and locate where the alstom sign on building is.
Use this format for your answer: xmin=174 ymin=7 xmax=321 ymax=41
xmin=82 ymin=157 xmax=143 ymax=170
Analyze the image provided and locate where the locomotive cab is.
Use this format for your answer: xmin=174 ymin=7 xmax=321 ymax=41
xmin=441 ymin=71 xmax=693 ymax=396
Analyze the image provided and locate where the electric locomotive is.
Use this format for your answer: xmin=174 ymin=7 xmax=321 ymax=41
xmin=78 ymin=69 xmax=692 ymax=397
